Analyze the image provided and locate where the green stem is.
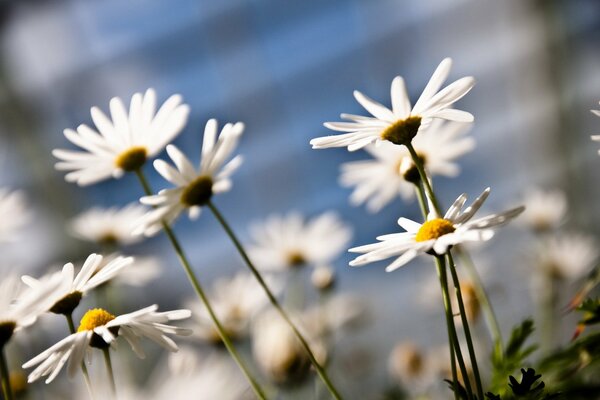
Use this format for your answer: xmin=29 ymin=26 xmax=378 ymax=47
xmin=413 ymin=181 xmax=429 ymax=216
xmin=66 ymin=314 xmax=94 ymax=400
xmin=102 ymin=348 xmax=116 ymax=399
xmin=134 ymin=170 xmax=267 ymax=400
xmin=454 ymin=245 xmax=504 ymax=359
xmin=0 ymin=346 xmax=13 ymax=400
xmin=447 ymin=252 xmax=484 ymax=400
xmin=406 ymin=142 xmax=441 ymax=215
xmin=207 ymin=201 xmax=343 ymax=400
xmin=435 ymin=256 xmax=474 ymax=399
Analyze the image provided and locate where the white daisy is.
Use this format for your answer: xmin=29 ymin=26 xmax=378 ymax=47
xmin=0 ymin=274 xmax=68 ymax=347
xmin=95 ymin=253 xmax=161 ymax=287
xmin=533 ymin=233 xmax=598 ymax=281
xmin=185 ymin=272 xmax=278 ymax=343
xmin=310 ymin=58 xmax=475 ymax=151
xmin=520 ymin=188 xmax=567 ymax=232
xmin=135 ymin=119 xmax=244 ymax=236
xmin=53 ymin=89 xmax=190 ymax=186
xmin=591 ymin=102 xmax=600 ymax=152
xmin=350 ymin=188 xmax=525 ymax=272
xmin=0 ymin=189 xmax=31 ymax=242
xmin=68 ymin=203 xmax=148 ymax=247
xmin=340 ymin=120 xmax=475 ymax=212
xmin=23 ymin=305 xmax=192 ymax=384
xmin=21 ymin=253 xmax=133 ymax=315
xmin=247 ymin=211 xmax=352 ymax=272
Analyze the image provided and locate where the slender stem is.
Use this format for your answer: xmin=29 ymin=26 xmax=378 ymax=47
xmin=66 ymin=314 xmax=95 ymax=400
xmin=454 ymin=245 xmax=504 ymax=359
xmin=436 ymin=255 xmax=473 ymax=399
xmin=207 ymin=201 xmax=343 ymax=400
xmin=447 ymin=252 xmax=484 ymax=400
xmin=134 ymin=170 xmax=267 ymax=400
xmin=102 ymin=348 xmax=116 ymax=399
xmin=0 ymin=346 xmax=13 ymax=400
xmin=413 ymin=181 xmax=429 ymax=216
xmin=406 ymin=142 xmax=441 ymax=215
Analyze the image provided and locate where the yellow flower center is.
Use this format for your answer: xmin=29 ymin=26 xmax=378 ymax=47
xmin=98 ymin=232 xmax=119 ymax=247
xmin=415 ymin=219 xmax=455 ymax=242
xmin=380 ymin=116 xmax=422 ymax=146
xmin=77 ymin=308 xmax=116 ymax=332
xmin=115 ymin=146 xmax=148 ymax=171
xmin=180 ymin=175 xmax=213 ymax=206
xmin=286 ymin=251 xmax=306 ymax=267
xmin=49 ymin=291 xmax=83 ymax=315
xmin=9 ymin=371 xmax=27 ymax=394
xmin=397 ymin=153 xmax=426 ymax=184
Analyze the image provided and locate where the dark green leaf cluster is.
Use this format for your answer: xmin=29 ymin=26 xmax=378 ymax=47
xmin=485 ymin=368 xmax=561 ymax=400
xmin=576 ymin=298 xmax=600 ymax=326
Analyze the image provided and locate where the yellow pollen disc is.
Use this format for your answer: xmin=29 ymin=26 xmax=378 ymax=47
xmin=287 ymin=251 xmax=306 ymax=267
xmin=415 ymin=219 xmax=455 ymax=242
xmin=180 ymin=175 xmax=214 ymax=206
xmin=380 ymin=116 xmax=422 ymax=146
xmin=115 ymin=146 xmax=148 ymax=171
xmin=78 ymin=309 xmax=116 ymax=332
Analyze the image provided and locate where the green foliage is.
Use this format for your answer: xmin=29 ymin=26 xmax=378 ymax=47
xmin=489 ymin=319 xmax=538 ymax=395
xmin=485 ymin=368 xmax=561 ymax=400
xmin=576 ymin=298 xmax=600 ymax=326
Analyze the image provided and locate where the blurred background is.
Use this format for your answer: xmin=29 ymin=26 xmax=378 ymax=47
xmin=0 ymin=0 xmax=599 ymax=398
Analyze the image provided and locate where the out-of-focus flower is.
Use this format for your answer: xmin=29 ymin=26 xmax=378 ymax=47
xmin=0 ymin=274 xmax=67 ymax=347
xmin=0 ymin=189 xmax=30 ymax=242
xmin=350 ymin=188 xmax=524 ymax=272
xmin=136 ymin=119 xmax=244 ymax=236
xmin=520 ymin=188 xmax=567 ymax=232
xmin=339 ymin=120 xmax=474 ymax=212
xmin=21 ymin=254 xmax=133 ymax=316
xmin=23 ymin=305 xmax=192 ymax=384
xmin=247 ymin=212 xmax=352 ymax=272
xmin=310 ymin=58 xmax=474 ymax=151
xmin=69 ymin=204 xmax=148 ymax=247
xmin=388 ymin=342 xmax=426 ymax=386
xmin=97 ymin=253 xmax=161 ymax=287
xmin=54 ymin=89 xmax=190 ymax=186
xmin=185 ymin=272 xmax=277 ymax=343
xmin=533 ymin=233 xmax=598 ymax=281
xmin=311 ymin=265 xmax=336 ymax=291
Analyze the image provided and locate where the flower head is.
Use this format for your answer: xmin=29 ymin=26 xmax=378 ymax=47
xmin=533 ymin=233 xmax=598 ymax=281
xmin=53 ymin=89 xmax=190 ymax=186
xmin=310 ymin=58 xmax=475 ymax=151
xmin=247 ymin=211 xmax=352 ymax=272
xmin=0 ymin=189 xmax=31 ymax=242
xmin=69 ymin=203 xmax=148 ymax=247
xmin=136 ymin=119 xmax=244 ymax=236
xmin=22 ymin=253 xmax=133 ymax=315
xmin=340 ymin=120 xmax=474 ymax=212
xmin=350 ymin=188 xmax=524 ymax=272
xmin=23 ymin=305 xmax=192 ymax=383
xmin=520 ymin=188 xmax=567 ymax=232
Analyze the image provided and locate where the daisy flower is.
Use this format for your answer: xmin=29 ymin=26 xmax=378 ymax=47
xmin=310 ymin=58 xmax=475 ymax=151
xmin=185 ymin=272 xmax=278 ymax=343
xmin=520 ymin=188 xmax=567 ymax=232
xmin=21 ymin=253 xmax=133 ymax=316
xmin=350 ymin=188 xmax=525 ymax=272
xmin=247 ymin=211 xmax=352 ymax=272
xmin=68 ymin=203 xmax=148 ymax=247
xmin=23 ymin=305 xmax=192 ymax=384
xmin=0 ymin=189 xmax=31 ymax=242
xmin=0 ymin=274 xmax=67 ymax=347
xmin=95 ymin=253 xmax=161 ymax=287
xmin=135 ymin=119 xmax=244 ymax=236
xmin=53 ymin=89 xmax=190 ymax=186
xmin=591 ymin=102 xmax=600 ymax=152
xmin=340 ymin=120 xmax=475 ymax=212
xmin=532 ymin=233 xmax=598 ymax=281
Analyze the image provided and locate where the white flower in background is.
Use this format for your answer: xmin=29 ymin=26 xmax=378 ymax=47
xmin=23 ymin=305 xmax=192 ymax=384
xmin=388 ymin=342 xmax=439 ymax=393
xmin=136 ymin=119 xmax=244 ymax=236
xmin=311 ymin=265 xmax=336 ymax=291
xmin=591 ymin=102 xmax=600 ymax=152
xmin=520 ymin=188 xmax=567 ymax=232
xmin=69 ymin=203 xmax=148 ymax=247
xmin=97 ymin=253 xmax=161 ymax=287
xmin=0 ymin=189 xmax=30 ymax=242
xmin=350 ymin=188 xmax=524 ymax=272
xmin=533 ymin=233 xmax=598 ymax=281
xmin=185 ymin=272 xmax=278 ymax=343
xmin=21 ymin=253 xmax=133 ymax=315
xmin=247 ymin=212 xmax=352 ymax=272
xmin=53 ymin=89 xmax=190 ymax=186
xmin=310 ymin=58 xmax=475 ymax=151
xmin=340 ymin=120 xmax=475 ymax=212
xmin=0 ymin=274 xmax=68 ymax=347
